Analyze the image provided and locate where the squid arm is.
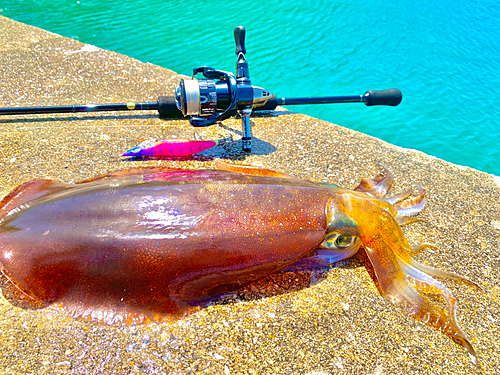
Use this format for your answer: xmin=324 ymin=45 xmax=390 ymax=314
xmin=359 ymin=207 xmax=479 ymax=366
xmin=354 ymin=167 xmax=427 ymax=219
xmin=354 ymin=165 xmax=394 ymax=199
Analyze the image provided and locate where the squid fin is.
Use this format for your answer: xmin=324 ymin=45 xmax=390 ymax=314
xmin=77 ymin=166 xmax=183 ymax=183
xmin=0 ymin=180 xmax=69 ymax=219
xmin=0 ymin=268 xmax=47 ymax=310
xmin=52 ymin=297 xmax=196 ymax=326
xmin=214 ymin=159 xmax=297 ymax=179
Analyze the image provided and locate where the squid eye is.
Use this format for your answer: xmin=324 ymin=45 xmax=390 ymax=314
xmin=321 ymin=234 xmax=360 ymax=250
xmin=335 ymin=235 xmax=355 ymax=248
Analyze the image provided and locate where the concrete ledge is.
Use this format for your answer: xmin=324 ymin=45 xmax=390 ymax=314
xmin=0 ymin=16 xmax=498 ymax=374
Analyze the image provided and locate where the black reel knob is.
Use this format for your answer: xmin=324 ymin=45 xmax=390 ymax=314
xmin=234 ymin=26 xmax=246 ymax=55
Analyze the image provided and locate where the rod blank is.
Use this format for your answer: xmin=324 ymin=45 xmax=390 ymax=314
xmin=0 ymin=89 xmax=402 ymax=118
xmin=0 ymin=102 xmax=158 ymax=116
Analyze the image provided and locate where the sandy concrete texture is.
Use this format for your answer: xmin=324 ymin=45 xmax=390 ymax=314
xmin=0 ymin=16 xmax=499 ymax=374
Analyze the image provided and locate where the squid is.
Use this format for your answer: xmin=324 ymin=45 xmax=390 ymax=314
xmin=0 ymin=161 xmax=480 ymax=365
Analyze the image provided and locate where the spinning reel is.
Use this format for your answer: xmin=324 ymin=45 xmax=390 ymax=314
xmin=173 ymin=26 xmax=271 ymax=151
xmin=0 ymin=26 xmax=403 ymax=153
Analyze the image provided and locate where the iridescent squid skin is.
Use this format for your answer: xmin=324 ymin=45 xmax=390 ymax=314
xmin=0 ymin=161 xmax=480 ymax=365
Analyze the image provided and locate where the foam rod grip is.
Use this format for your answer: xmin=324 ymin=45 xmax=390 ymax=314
xmin=364 ymin=89 xmax=402 ymax=106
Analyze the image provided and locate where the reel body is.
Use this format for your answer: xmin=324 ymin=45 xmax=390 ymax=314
xmin=175 ymin=74 xmax=271 ymax=119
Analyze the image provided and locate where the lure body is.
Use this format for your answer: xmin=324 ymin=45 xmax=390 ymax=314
xmin=0 ymin=162 xmax=480 ymax=365
xmin=122 ymin=139 xmax=218 ymax=157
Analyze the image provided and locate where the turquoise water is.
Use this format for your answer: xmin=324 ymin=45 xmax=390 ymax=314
xmin=2 ymin=0 xmax=499 ymax=175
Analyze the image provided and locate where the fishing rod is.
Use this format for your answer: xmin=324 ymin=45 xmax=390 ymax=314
xmin=0 ymin=26 xmax=402 ymax=152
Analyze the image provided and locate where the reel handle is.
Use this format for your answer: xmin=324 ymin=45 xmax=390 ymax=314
xmin=234 ymin=26 xmax=246 ymax=55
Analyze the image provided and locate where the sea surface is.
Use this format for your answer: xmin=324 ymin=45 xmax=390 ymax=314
xmin=2 ymin=0 xmax=499 ymax=175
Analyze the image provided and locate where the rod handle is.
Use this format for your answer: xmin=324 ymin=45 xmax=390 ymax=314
xmin=364 ymin=89 xmax=402 ymax=106
xmin=234 ymin=26 xmax=246 ymax=55
xmin=157 ymin=96 xmax=184 ymax=118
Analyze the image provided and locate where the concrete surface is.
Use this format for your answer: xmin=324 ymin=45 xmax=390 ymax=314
xmin=0 ymin=16 xmax=498 ymax=374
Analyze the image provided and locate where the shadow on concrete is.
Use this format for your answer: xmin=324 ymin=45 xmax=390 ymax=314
xmin=0 ymin=110 xmax=293 ymax=124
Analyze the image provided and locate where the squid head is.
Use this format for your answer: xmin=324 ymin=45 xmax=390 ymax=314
xmin=316 ymin=177 xmax=480 ymax=367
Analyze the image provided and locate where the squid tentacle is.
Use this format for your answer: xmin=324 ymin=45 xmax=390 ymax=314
xmin=386 ymin=184 xmax=426 ymax=224
xmin=325 ymin=167 xmax=479 ymax=365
